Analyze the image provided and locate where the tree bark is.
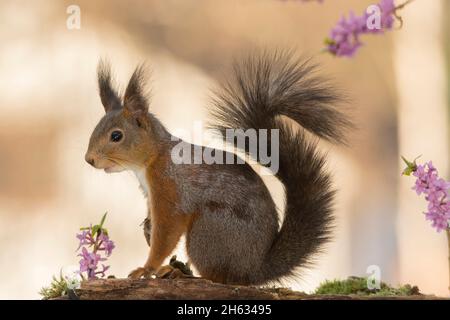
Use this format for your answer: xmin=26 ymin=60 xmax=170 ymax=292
xmin=57 ymin=278 xmax=444 ymax=300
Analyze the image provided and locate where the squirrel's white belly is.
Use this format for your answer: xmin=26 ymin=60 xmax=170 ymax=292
xmin=133 ymin=168 xmax=149 ymax=198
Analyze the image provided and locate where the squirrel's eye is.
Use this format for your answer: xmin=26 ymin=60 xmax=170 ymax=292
xmin=110 ymin=130 xmax=123 ymax=142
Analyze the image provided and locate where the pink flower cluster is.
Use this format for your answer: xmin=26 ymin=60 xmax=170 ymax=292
xmin=326 ymin=0 xmax=396 ymax=57
xmin=411 ymin=162 xmax=450 ymax=232
xmin=76 ymin=216 xmax=115 ymax=280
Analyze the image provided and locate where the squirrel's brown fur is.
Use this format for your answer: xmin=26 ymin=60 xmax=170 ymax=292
xmin=85 ymin=50 xmax=351 ymax=285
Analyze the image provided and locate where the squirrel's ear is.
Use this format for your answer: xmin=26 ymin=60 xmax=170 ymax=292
xmin=97 ymin=59 xmax=122 ymax=113
xmin=123 ymin=64 xmax=150 ymax=114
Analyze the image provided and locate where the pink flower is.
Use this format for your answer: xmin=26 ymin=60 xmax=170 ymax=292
xmin=378 ymin=0 xmax=396 ymax=30
xmin=327 ymin=12 xmax=366 ymax=57
xmin=426 ymin=211 xmax=449 ymax=233
xmin=98 ymin=233 xmax=115 ymax=257
xmin=95 ymin=265 xmax=110 ymax=278
xmin=78 ymin=247 xmax=106 ymax=279
xmin=76 ymin=230 xmax=93 ymax=250
xmin=407 ymin=160 xmax=450 ymax=232
xmin=75 ymin=213 xmax=115 ymax=280
xmin=326 ymin=0 xmax=400 ymax=57
xmin=412 ymin=163 xmax=437 ymax=195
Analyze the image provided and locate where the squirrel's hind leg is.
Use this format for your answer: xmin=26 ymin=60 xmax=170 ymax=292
xmin=186 ymin=206 xmax=276 ymax=285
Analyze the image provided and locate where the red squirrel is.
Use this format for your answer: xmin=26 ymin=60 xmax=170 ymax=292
xmin=85 ymin=50 xmax=352 ymax=284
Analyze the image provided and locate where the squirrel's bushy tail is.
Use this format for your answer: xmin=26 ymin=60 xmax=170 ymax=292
xmin=209 ymin=50 xmax=352 ymax=284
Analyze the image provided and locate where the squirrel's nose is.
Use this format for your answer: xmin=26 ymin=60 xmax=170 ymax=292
xmin=85 ymin=154 xmax=95 ymax=167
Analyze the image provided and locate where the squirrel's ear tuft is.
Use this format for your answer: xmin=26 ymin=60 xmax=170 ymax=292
xmin=97 ymin=59 xmax=122 ymax=113
xmin=123 ymin=64 xmax=150 ymax=114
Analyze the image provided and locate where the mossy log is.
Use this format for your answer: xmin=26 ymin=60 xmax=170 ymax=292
xmin=56 ymin=278 xmax=445 ymax=300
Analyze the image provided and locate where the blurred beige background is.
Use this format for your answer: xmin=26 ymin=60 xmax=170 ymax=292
xmin=0 ymin=0 xmax=448 ymax=299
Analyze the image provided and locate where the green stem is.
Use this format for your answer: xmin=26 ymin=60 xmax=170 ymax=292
xmin=393 ymin=0 xmax=415 ymax=28
xmin=396 ymin=0 xmax=415 ymax=11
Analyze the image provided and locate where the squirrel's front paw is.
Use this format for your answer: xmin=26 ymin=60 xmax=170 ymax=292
xmin=128 ymin=266 xmax=154 ymax=279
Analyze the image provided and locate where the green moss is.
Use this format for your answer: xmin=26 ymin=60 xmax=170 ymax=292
xmin=315 ymin=277 xmax=420 ymax=296
xmin=39 ymin=274 xmax=69 ymax=300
